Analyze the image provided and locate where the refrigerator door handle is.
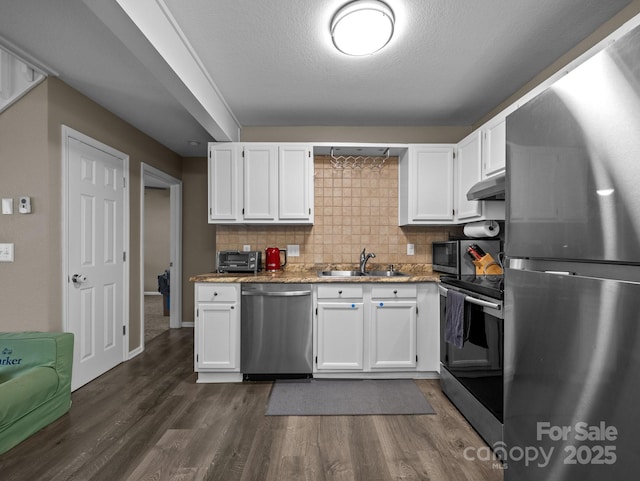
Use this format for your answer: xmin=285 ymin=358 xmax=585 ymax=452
xmin=439 ymin=285 xmax=502 ymax=310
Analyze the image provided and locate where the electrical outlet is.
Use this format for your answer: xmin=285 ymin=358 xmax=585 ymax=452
xmin=287 ymin=244 xmax=300 ymax=257
xmin=407 ymin=243 xmax=415 ymax=256
xmin=0 ymin=243 xmax=14 ymax=262
xmin=243 ymin=245 xmax=251 ymax=252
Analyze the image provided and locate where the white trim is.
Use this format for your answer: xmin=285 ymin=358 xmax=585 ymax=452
xmin=140 ymin=163 xmax=183 ymax=354
xmin=144 ymin=291 xmax=162 ymax=296
xmin=181 ymin=321 xmax=194 ymax=328
xmin=128 ymin=345 xmax=144 ymax=360
xmin=112 ymin=0 xmax=240 ymax=141
xmin=0 ymin=34 xmax=59 ymax=77
xmin=61 ymin=125 xmax=130 ymax=368
xmin=196 ymin=372 xmax=243 ymax=383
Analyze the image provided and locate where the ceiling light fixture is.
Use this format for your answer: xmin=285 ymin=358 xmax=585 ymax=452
xmin=331 ymin=0 xmax=395 ymax=56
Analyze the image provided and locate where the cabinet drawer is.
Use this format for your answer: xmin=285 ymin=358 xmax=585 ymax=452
xmin=196 ymin=284 xmax=238 ymax=302
xmin=371 ymin=285 xmax=417 ymax=299
xmin=317 ymin=285 xmax=363 ymax=299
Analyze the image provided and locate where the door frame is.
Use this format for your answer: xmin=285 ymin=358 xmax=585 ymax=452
xmin=61 ymin=125 xmax=130 ymax=366
xmin=140 ymin=163 xmax=182 ymax=347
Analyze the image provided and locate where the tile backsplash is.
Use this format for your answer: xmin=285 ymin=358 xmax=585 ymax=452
xmin=215 ymin=156 xmax=462 ymax=267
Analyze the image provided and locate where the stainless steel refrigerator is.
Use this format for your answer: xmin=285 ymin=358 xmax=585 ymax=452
xmin=504 ymin=22 xmax=640 ymax=481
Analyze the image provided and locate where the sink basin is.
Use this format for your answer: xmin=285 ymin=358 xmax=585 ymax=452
xmin=317 ymin=270 xmax=366 ymax=277
xmin=366 ymin=270 xmax=409 ymax=277
xmin=317 ymin=270 xmax=409 ymax=278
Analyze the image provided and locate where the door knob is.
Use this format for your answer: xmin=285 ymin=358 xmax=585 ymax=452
xmin=72 ymin=274 xmax=87 ymax=284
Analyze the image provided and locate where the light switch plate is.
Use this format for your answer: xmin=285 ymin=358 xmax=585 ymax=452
xmin=287 ymin=244 xmax=300 ymax=257
xmin=2 ymin=198 xmax=13 ymax=215
xmin=0 ymin=243 xmax=14 ymax=262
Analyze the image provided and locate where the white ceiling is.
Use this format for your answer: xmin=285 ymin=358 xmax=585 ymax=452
xmin=0 ymin=0 xmax=633 ymax=157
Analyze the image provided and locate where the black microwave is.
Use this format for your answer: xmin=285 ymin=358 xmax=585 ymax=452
xmin=432 ymin=239 xmax=501 ymax=276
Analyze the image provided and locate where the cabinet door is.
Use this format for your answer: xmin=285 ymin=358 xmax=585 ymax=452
xmin=317 ymin=302 xmax=364 ymax=370
xmin=279 ymin=144 xmax=313 ymax=222
xmin=456 ymin=131 xmax=483 ymax=221
xmin=243 ymin=144 xmax=278 ymax=221
xmin=369 ymin=300 xmax=417 ymax=369
xmin=482 ymin=116 xmax=507 ymax=178
xmin=408 ymin=145 xmax=455 ymax=223
xmin=196 ymin=303 xmax=239 ymax=370
xmin=209 ymin=143 xmax=241 ymax=222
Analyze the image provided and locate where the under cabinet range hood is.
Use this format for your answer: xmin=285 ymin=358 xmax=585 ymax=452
xmin=466 ymin=172 xmax=505 ymax=201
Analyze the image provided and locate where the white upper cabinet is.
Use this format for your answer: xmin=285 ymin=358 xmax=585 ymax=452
xmin=243 ymin=144 xmax=278 ymax=221
xmin=399 ymin=145 xmax=455 ymax=225
xmin=209 ymin=143 xmax=242 ymax=222
xmin=278 ymin=144 xmax=314 ymax=221
xmin=480 ymin=104 xmax=517 ymax=178
xmin=454 ymin=130 xmax=506 ymax=223
xmin=208 ymin=142 xmax=314 ymax=224
xmin=482 ymin=116 xmax=506 ymax=178
xmin=455 ymin=131 xmax=484 ymax=221
xmin=482 ymin=117 xmax=507 ymax=177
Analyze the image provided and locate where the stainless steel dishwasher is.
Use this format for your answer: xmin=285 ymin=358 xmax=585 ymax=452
xmin=241 ymin=283 xmax=313 ymax=379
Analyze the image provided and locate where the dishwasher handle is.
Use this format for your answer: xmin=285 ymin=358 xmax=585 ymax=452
xmin=241 ymin=289 xmax=312 ymax=297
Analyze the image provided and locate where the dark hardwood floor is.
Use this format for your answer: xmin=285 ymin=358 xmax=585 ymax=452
xmin=0 ymin=329 xmax=503 ymax=481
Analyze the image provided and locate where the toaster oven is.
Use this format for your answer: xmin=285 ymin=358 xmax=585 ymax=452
xmin=216 ymin=250 xmax=262 ymax=273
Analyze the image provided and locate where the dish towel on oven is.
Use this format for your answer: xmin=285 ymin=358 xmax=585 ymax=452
xmin=445 ymin=289 xmax=466 ymax=349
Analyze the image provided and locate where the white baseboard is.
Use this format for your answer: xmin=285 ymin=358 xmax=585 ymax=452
xmin=128 ymin=345 xmax=144 ymax=360
xmin=144 ymin=291 xmax=161 ymax=296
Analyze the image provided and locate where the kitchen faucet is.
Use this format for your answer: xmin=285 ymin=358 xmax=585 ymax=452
xmin=359 ymin=248 xmax=376 ymax=274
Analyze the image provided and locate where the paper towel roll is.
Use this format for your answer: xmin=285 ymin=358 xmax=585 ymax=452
xmin=464 ymin=221 xmax=500 ymax=238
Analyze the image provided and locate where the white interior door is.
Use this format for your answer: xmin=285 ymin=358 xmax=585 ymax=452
xmin=65 ymin=132 xmax=127 ymax=391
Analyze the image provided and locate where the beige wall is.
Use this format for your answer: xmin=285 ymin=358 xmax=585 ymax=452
xmin=144 ymin=188 xmax=171 ymax=292
xmin=0 ymin=81 xmax=52 ymax=331
xmin=216 ymin=156 xmax=462 ymax=267
xmin=181 ymin=157 xmax=217 ymax=322
xmin=0 ymin=78 xmax=183 ymax=353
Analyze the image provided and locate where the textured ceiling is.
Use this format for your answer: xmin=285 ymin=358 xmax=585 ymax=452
xmin=0 ymin=0 xmax=634 ymax=156
xmin=163 ymin=0 xmax=632 ymax=126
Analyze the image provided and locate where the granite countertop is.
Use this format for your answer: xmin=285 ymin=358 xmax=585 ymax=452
xmin=190 ymin=264 xmax=440 ymax=284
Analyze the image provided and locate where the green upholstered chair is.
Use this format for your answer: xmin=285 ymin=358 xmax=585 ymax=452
xmin=0 ymin=332 xmax=74 ymax=455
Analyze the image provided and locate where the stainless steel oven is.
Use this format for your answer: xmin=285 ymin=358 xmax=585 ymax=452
xmin=439 ymin=276 xmax=504 ymax=449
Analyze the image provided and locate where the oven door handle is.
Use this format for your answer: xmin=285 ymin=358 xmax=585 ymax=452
xmin=439 ymin=285 xmax=501 ymax=310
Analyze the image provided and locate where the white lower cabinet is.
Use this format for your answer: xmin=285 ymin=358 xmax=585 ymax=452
xmin=193 ymin=281 xmax=439 ymax=382
xmin=316 ymin=285 xmax=364 ymax=371
xmin=194 ymin=283 xmax=241 ymax=382
xmin=369 ymin=285 xmax=417 ymax=370
xmin=314 ymin=283 xmax=433 ymax=375
xmin=316 ymin=303 xmax=364 ymax=371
